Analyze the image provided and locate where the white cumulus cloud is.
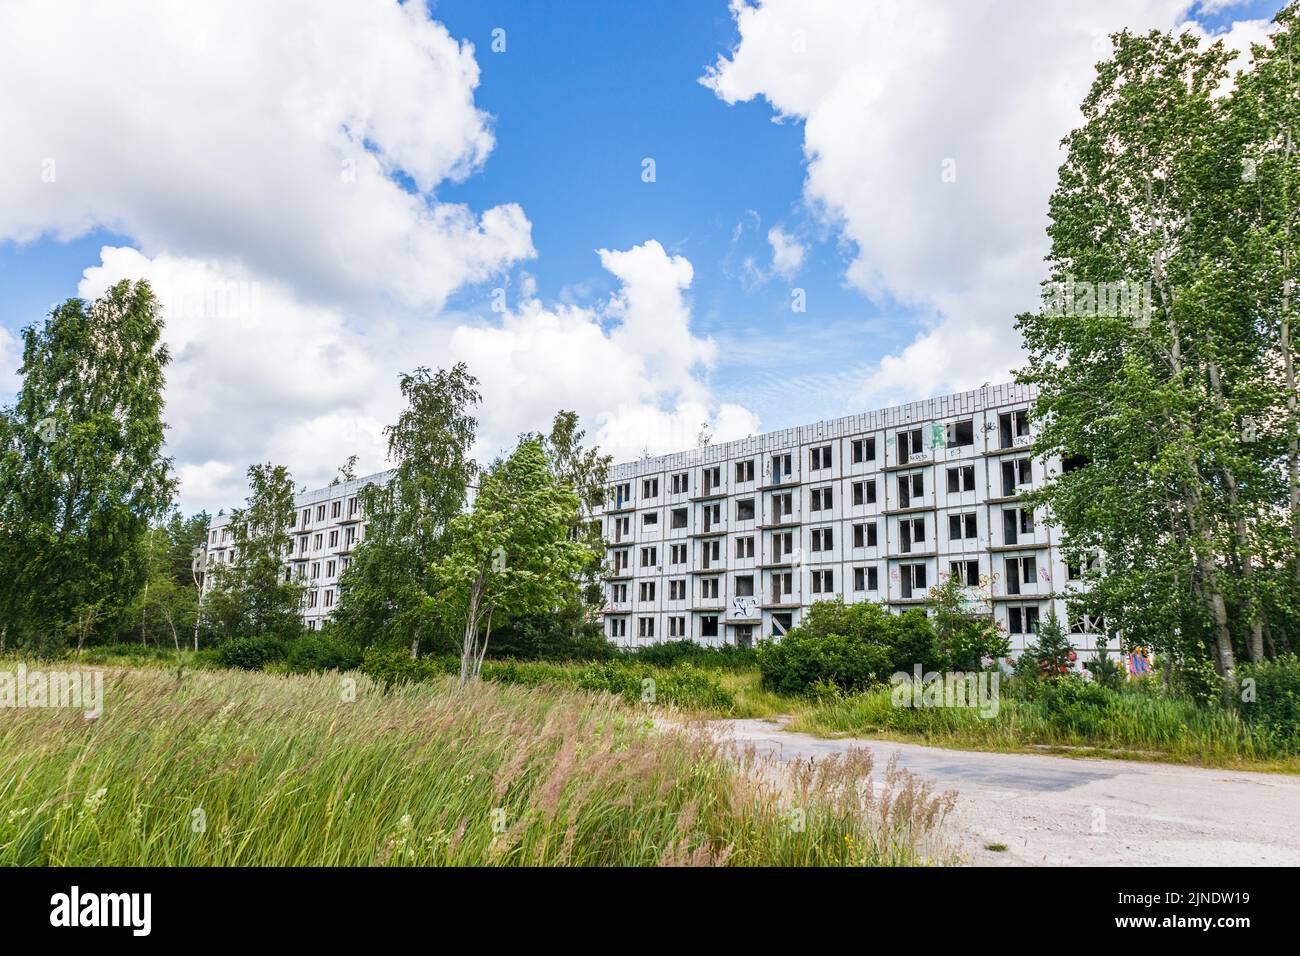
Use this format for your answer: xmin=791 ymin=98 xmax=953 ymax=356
xmin=0 ymin=0 xmax=534 ymax=311
xmin=704 ymin=0 xmax=1273 ymax=408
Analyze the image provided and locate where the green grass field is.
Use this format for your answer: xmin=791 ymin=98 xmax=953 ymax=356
xmin=0 ymin=661 xmax=953 ymax=866
xmin=790 ymin=684 xmax=1300 ymax=773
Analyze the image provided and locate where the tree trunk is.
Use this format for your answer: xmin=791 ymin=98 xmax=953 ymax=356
xmin=459 ymin=574 xmax=484 ymax=687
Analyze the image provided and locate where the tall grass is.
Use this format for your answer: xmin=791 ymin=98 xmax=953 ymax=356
xmin=0 ymin=663 xmax=954 ymax=865
xmin=793 ymin=684 xmax=1295 ymax=768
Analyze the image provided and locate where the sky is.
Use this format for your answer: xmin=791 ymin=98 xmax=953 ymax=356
xmin=0 ymin=0 xmax=1286 ymax=514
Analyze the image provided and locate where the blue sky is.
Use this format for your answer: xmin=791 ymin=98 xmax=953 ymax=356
xmin=0 ymin=0 xmax=1286 ymax=511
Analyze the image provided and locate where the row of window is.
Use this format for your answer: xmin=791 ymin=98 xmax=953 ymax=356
xmin=299 ymin=497 xmax=362 ymax=528
xmin=611 ymin=598 xmax=1049 ymax=641
xmin=611 ymin=412 xmax=1034 ymax=506
xmin=611 ymin=550 xmax=1059 ymax=606
xmin=610 ymin=507 xmax=1041 ymax=572
xmin=616 ymin=458 xmax=1036 ymax=520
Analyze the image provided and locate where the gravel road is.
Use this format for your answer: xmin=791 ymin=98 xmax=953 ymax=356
xmin=715 ymin=718 xmax=1300 ymax=866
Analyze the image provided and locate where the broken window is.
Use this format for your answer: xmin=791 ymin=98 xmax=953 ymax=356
xmin=1008 ymin=605 xmax=1040 ymax=635
xmin=772 ymin=531 xmax=795 ymax=562
xmin=734 ymin=535 xmax=755 ymax=559
xmin=998 ymin=409 xmax=1031 ymax=449
xmin=852 ymin=479 xmax=877 ymax=506
xmin=947 ymin=464 xmax=976 ymax=494
xmin=945 ymin=419 xmax=974 ymax=447
xmin=670 ymin=508 xmax=688 ymax=529
xmin=949 ymin=559 xmax=980 ymax=586
xmin=736 ymin=498 xmax=755 ymax=522
xmin=769 ymin=453 xmax=793 ymax=484
xmin=671 ymin=472 xmax=689 ymax=495
xmin=1000 ymin=457 xmax=1033 ymax=496
xmin=900 ymin=562 xmax=928 ymax=599
xmin=898 ymin=472 xmax=924 ymax=508
xmin=811 ymin=527 xmax=833 ymax=552
xmin=773 ymin=491 xmax=794 ymax=520
xmin=703 ymin=466 xmax=721 ymax=495
xmin=900 ymin=516 xmax=926 ymax=553
xmin=735 ymin=459 xmax=755 ymax=483
xmin=810 ymin=486 xmax=833 ymax=512
xmin=811 ymin=444 xmax=833 ymax=470
xmin=852 ymin=437 xmax=876 ymax=463
xmin=641 ymin=477 xmax=659 ymax=499
xmin=735 ymin=574 xmax=755 ymax=597
xmin=948 ymin=512 xmax=977 ymax=540
xmin=897 ymin=427 xmax=924 ymax=459
xmin=811 ymin=569 xmax=834 ymax=594
xmin=700 ymin=615 xmax=719 ymax=637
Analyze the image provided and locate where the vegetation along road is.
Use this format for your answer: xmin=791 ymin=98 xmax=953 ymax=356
xmin=717 ymin=718 xmax=1300 ymax=867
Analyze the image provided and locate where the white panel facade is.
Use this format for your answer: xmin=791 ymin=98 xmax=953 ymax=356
xmin=596 ymin=383 xmax=1114 ymax=657
xmin=203 ymin=470 xmax=394 ymax=630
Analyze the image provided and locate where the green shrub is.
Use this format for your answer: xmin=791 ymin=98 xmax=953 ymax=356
xmin=1037 ymin=678 xmax=1114 ymax=737
xmin=1170 ymin=655 xmax=1224 ymax=706
xmin=755 ymin=600 xmax=941 ymax=696
xmin=1084 ymin=645 xmax=1126 ymax=691
xmin=286 ymin=634 xmax=363 ymax=674
xmin=216 ymin=636 xmax=289 ymax=670
xmin=627 ymin=640 xmax=758 ymax=672
xmin=1237 ymin=654 xmax=1300 ymax=754
xmin=358 ymin=647 xmax=443 ymax=689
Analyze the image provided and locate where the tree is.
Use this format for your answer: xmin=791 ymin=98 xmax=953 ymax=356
xmin=332 ymin=364 xmax=480 ymax=657
xmin=201 ymin=463 xmax=302 ymax=642
xmin=539 ymin=410 xmax=612 ymax=612
xmin=1015 ymin=23 xmax=1300 ymax=689
xmin=433 ymin=438 xmax=593 ymax=685
xmin=1224 ymin=2 xmax=1300 ymax=655
xmin=1023 ymin=612 xmax=1076 ymax=679
xmin=0 ymin=280 xmax=174 ymax=653
xmin=928 ymin=572 xmax=1009 ymax=671
xmin=119 ymin=509 xmax=209 ymax=647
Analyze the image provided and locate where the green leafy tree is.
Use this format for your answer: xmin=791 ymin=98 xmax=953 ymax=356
xmin=540 ymin=410 xmax=611 ymax=611
xmin=433 ymin=437 xmax=593 ymax=685
xmin=1015 ymin=23 xmax=1300 ymax=689
xmin=201 ymin=463 xmax=302 ymax=642
xmin=332 ymin=364 xmax=480 ymax=657
xmin=0 ymin=280 xmax=174 ymax=653
xmin=928 ymin=572 xmax=1009 ymax=671
xmin=1024 ymin=612 xmax=1076 ymax=680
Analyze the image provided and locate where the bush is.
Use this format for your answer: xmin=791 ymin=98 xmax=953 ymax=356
xmin=627 ymin=640 xmax=758 ymax=672
xmin=756 ymin=600 xmax=941 ymax=697
xmin=1037 ymin=678 xmax=1114 ymax=737
xmin=1237 ymin=654 xmax=1300 ymax=754
xmin=358 ymin=647 xmax=442 ymax=689
xmin=285 ymin=634 xmax=363 ymax=674
xmin=1084 ymin=645 xmax=1126 ymax=690
xmin=216 ymin=636 xmax=289 ymax=670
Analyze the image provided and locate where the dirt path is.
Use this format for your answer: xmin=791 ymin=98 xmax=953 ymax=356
xmin=714 ymin=718 xmax=1300 ymax=866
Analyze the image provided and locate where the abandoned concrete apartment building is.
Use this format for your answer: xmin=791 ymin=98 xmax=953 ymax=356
xmin=202 ymin=382 xmax=1109 ymax=656
xmin=595 ymin=382 xmax=1111 ymax=655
